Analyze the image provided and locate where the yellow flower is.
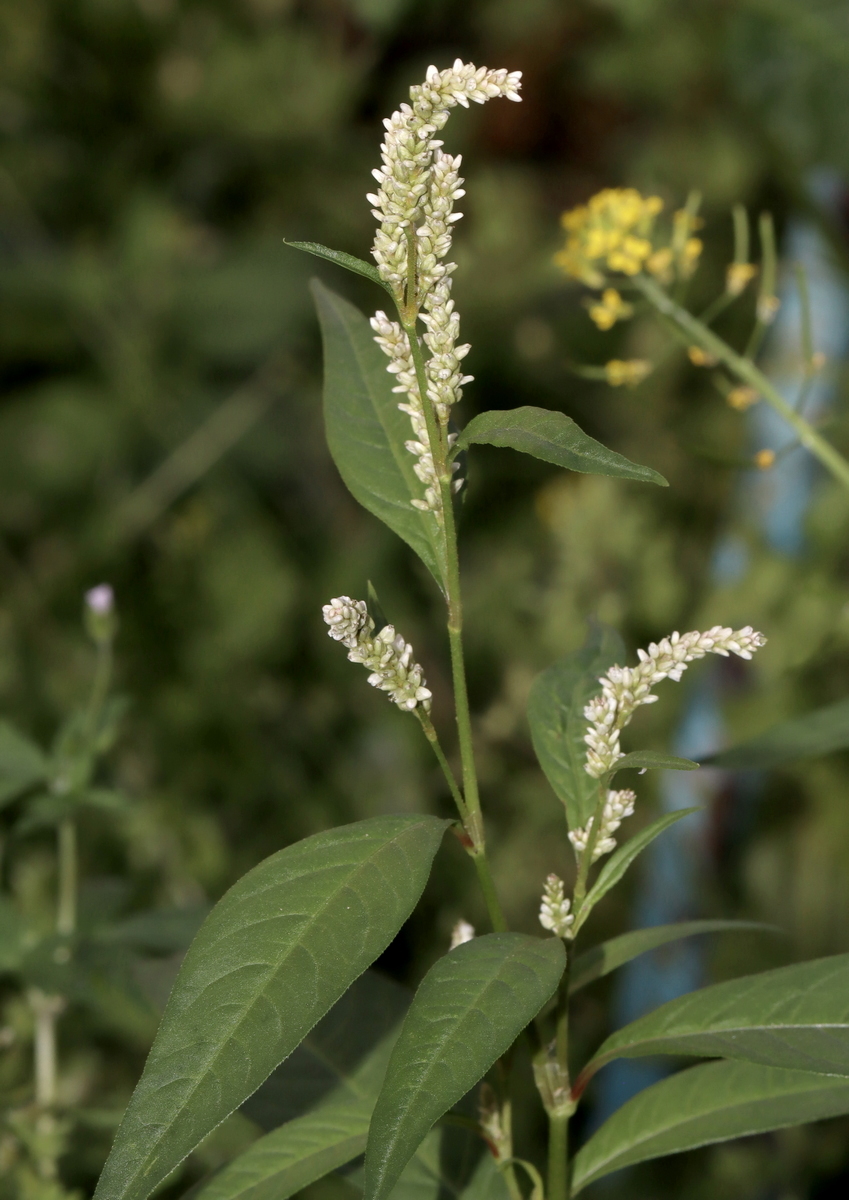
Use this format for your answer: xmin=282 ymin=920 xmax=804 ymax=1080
xmin=605 ymin=359 xmax=651 ymax=387
xmin=646 ymin=246 xmax=674 ymax=282
xmin=687 ymin=346 xmax=717 ymax=367
xmin=556 ymin=188 xmax=664 ymax=285
xmin=672 ymin=209 xmax=703 ymax=279
xmin=726 ymin=262 xmax=758 ymax=296
xmin=757 ymin=294 xmax=781 ymax=324
xmin=589 ymin=288 xmax=634 ymax=331
xmin=754 ymin=448 xmax=775 ymax=470
xmin=727 ymin=386 xmax=758 ymax=411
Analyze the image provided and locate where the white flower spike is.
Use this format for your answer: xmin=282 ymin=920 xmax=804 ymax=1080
xmin=322 ymin=596 xmax=432 ymax=713
xmin=367 ymin=61 xmax=521 ymax=515
xmin=539 ymin=874 xmax=574 ymax=939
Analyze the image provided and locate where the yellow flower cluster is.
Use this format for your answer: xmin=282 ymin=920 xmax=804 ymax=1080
xmin=605 ymin=359 xmax=651 ymax=387
xmin=589 ymin=288 xmax=633 ymax=331
xmin=555 ymin=188 xmax=664 ymax=287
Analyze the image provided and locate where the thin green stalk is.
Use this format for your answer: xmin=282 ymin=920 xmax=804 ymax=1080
xmin=56 ymin=818 xmax=77 ymax=937
xmin=85 ymin=638 xmax=113 ymax=741
xmin=395 ymin=276 xmax=506 ymax=932
xmin=418 ymin=711 xmax=468 ymax=820
xmin=572 ymin=783 xmax=606 ymax=911
xmin=547 ymin=950 xmax=573 ymax=1200
xmin=635 ymin=275 xmax=849 ymax=492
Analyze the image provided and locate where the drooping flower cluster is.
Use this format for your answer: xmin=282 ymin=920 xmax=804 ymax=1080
xmin=569 ymin=789 xmax=636 ymax=862
xmin=538 ymin=874 xmax=574 ymax=939
xmin=564 ymin=627 xmax=766 ymax=865
xmin=584 ymin=626 xmax=766 ymax=780
xmin=322 ymin=597 xmax=432 ymax=713
xmin=367 ymin=62 xmax=521 ymax=514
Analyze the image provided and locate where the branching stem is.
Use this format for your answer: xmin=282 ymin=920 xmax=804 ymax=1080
xmin=635 ymin=274 xmax=849 ymax=492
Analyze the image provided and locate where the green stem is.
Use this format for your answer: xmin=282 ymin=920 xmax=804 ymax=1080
xmin=635 ymin=274 xmax=849 ymax=492
xmin=572 ymin=784 xmax=607 ymax=911
xmin=56 ymin=818 xmax=77 ymax=937
xmin=418 ymin=711 xmax=468 ymax=820
xmin=85 ymin=638 xmax=112 ymax=741
xmin=548 ymin=949 xmax=573 ymax=1200
xmin=397 ymin=293 xmax=506 ymax=932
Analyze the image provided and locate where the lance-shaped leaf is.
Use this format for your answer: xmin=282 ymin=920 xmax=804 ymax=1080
xmin=94 ymin=814 xmax=449 ymax=1200
xmin=312 ymin=280 xmax=446 ymax=589
xmin=610 ymin=751 xmax=698 ymax=774
xmin=365 ymin=933 xmax=566 ymax=1200
xmin=527 ymin=626 xmax=625 ymax=830
xmin=574 ymin=809 xmax=699 ymax=930
xmin=455 ymin=408 xmax=667 ymax=486
xmin=571 ymin=1060 xmax=849 ymax=1192
xmin=286 ymin=241 xmax=392 ymax=294
xmin=706 ymin=697 xmax=849 ymax=769
xmin=570 ymin=920 xmax=780 ymax=995
xmin=577 ymin=952 xmax=849 ymax=1091
xmin=347 ymin=1127 xmax=510 ymax=1200
xmin=194 ymin=1016 xmax=403 ymax=1200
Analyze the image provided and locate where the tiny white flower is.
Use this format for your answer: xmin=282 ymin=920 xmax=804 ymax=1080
xmin=322 ymin=598 xmax=432 ymax=714
xmin=85 ymin=584 xmax=114 ymax=615
xmin=539 ymin=874 xmax=574 ymax=939
xmin=450 ymin=919 xmax=476 ymax=949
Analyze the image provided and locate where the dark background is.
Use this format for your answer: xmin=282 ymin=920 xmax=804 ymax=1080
xmin=3 ymin=1 xmax=849 ymax=1196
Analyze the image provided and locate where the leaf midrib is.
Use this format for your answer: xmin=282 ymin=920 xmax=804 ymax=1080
xmin=118 ymin=820 xmax=427 ymax=1196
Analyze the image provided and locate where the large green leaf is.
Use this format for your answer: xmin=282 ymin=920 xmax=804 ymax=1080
xmin=574 ymin=809 xmax=699 ymax=930
xmin=348 ymin=1128 xmax=510 ymax=1200
xmin=455 ymin=408 xmax=667 ymax=486
xmin=570 ymin=920 xmax=780 ymax=995
xmin=311 ymin=280 xmax=445 ymax=589
xmin=0 ymin=720 xmax=48 ymax=808
xmin=527 ymin=626 xmax=625 ymax=830
xmin=194 ymin=1017 xmax=403 ymax=1200
xmin=579 ymin=952 xmax=849 ymax=1088
xmin=364 ymin=933 xmax=566 ymax=1200
xmin=571 ymin=1060 xmax=849 ymax=1192
xmin=707 ymin=697 xmax=849 ymax=769
xmin=243 ymin=970 xmax=410 ymax=1130
xmin=94 ymin=815 xmax=449 ymax=1200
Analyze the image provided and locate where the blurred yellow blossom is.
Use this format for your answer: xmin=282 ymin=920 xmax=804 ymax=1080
xmin=589 ymin=288 xmax=633 ymax=330
xmin=726 ymin=261 xmax=757 ymax=296
xmin=672 ymin=207 xmax=703 ymax=278
xmin=727 ymin=386 xmax=759 ymax=411
xmin=605 ymin=359 xmax=651 ymax=387
xmin=555 ymin=188 xmax=664 ymax=286
xmin=687 ymin=346 xmax=717 ymax=367
xmin=754 ymin=448 xmax=775 ymax=470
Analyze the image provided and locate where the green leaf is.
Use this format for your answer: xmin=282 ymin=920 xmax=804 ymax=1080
xmin=611 ymin=751 xmax=699 ymax=774
xmin=194 ymin=1018 xmax=404 ymax=1200
xmin=195 ymin=1097 xmax=369 ymax=1200
xmin=0 ymin=721 xmax=47 ymax=808
xmin=575 ymin=809 xmax=699 ymax=929
xmin=244 ymin=970 xmax=410 ymax=1130
xmin=311 ymin=280 xmax=446 ymax=589
xmin=571 ymin=1060 xmax=849 ymax=1192
xmin=580 ymin=952 xmax=849 ymax=1086
xmin=527 ymin=626 xmax=625 ymax=830
xmin=455 ymin=408 xmax=667 ymax=486
xmin=388 ymin=1130 xmax=510 ymax=1200
xmin=94 ymin=814 xmax=449 ymax=1200
xmin=364 ymin=933 xmax=566 ymax=1200
xmin=706 ymin=697 xmax=849 ymax=769
xmin=570 ymin=920 xmax=781 ymax=995
xmin=285 ymin=241 xmax=392 ymax=295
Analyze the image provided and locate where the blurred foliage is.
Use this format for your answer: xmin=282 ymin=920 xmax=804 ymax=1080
xmin=3 ymin=0 xmax=849 ymax=1196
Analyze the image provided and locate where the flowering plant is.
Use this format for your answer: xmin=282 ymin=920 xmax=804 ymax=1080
xmin=91 ymin=62 xmax=849 ymax=1200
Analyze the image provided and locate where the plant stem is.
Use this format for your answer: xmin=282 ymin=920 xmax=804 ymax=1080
xmin=418 ymin=711 xmax=468 ymax=820
xmin=547 ymin=949 xmax=573 ymax=1200
xmin=56 ymin=818 xmax=77 ymax=937
xmin=28 ymin=988 xmax=65 ymax=1179
xmin=397 ymin=291 xmax=507 ymax=932
xmin=635 ymin=274 xmax=849 ymax=492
